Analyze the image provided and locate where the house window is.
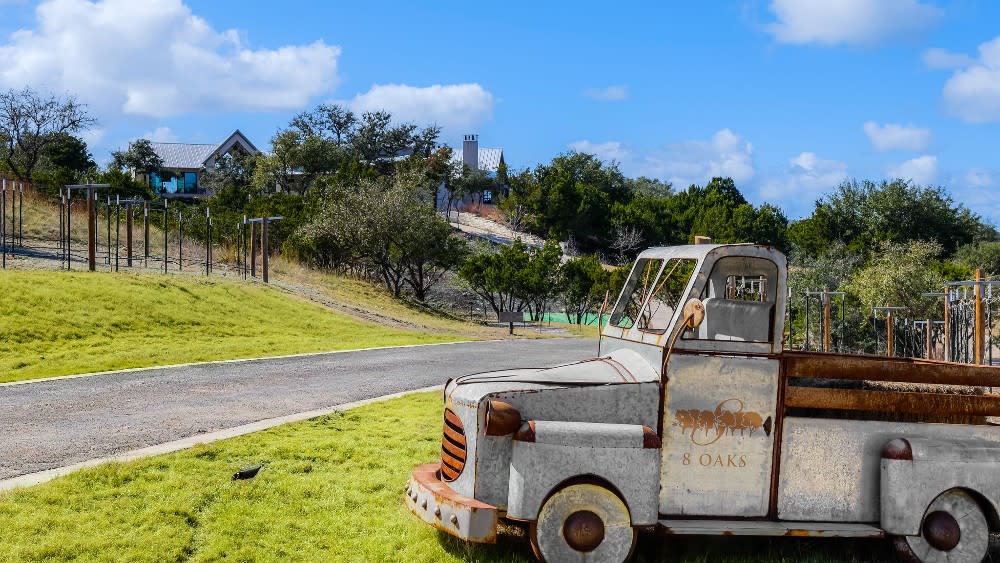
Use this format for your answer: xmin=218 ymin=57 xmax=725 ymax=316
xmin=158 ymin=172 xmax=178 ymax=193
xmin=150 ymin=171 xmax=162 ymax=191
xmin=183 ymin=172 xmax=198 ymax=193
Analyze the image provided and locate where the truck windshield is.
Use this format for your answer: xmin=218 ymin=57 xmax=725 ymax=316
xmin=610 ymin=258 xmax=697 ymax=333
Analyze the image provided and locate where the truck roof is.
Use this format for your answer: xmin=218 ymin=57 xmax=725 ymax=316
xmin=636 ymin=243 xmax=783 ymax=262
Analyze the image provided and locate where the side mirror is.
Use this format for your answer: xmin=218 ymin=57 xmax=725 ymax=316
xmin=683 ymin=298 xmax=705 ymax=329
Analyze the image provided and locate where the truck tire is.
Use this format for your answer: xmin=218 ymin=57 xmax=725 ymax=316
xmin=529 ymin=482 xmax=637 ymax=563
xmin=893 ymin=489 xmax=989 ymax=563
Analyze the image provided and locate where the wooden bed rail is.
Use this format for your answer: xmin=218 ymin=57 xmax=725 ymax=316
xmin=785 ymin=387 xmax=1000 ymax=417
xmin=784 ymin=352 xmax=1000 ymax=388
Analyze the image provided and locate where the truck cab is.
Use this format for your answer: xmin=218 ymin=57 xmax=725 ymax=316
xmin=407 ymin=243 xmax=1000 ymax=563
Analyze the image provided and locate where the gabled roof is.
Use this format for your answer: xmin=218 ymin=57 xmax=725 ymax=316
xmin=453 ymin=147 xmax=505 ymax=173
xmin=150 ymin=143 xmax=218 ymax=169
xmin=149 ymin=130 xmax=259 ymax=170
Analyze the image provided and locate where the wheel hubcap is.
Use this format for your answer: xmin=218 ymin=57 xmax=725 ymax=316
xmin=923 ymin=510 xmax=962 ymax=551
xmin=563 ymin=510 xmax=605 ymax=552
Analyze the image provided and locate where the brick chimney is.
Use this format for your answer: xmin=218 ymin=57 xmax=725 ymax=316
xmin=463 ymin=134 xmax=479 ymax=171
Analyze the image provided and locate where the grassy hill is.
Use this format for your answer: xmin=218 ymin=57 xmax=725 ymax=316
xmin=0 ymin=271 xmax=467 ymax=383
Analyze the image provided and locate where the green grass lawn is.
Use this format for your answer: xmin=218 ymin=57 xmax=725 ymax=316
xmin=0 ymin=271 xmax=465 ymax=383
xmin=0 ymin=392 xmax=892 ymax=562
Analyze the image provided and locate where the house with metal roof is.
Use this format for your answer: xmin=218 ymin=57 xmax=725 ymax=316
xmin=453 ymin=134 xmax=505 ymax=176
xmin=439 ymin=134 xmax=506 ymax=208
xmin=147 ymin=130 xmax=259 ymax=198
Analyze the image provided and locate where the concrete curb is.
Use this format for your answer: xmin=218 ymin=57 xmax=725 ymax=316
xmin=0 ymin=385 xmax=443 ymax=493
xmin=0 ymin=340 xmax=489 ymax=387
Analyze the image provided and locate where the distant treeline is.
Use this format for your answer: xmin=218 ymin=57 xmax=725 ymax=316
xmin=6 ymin=88 xmax=999 ymax=328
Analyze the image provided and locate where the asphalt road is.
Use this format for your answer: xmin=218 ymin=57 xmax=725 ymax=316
xmin=0 ymin=338 xmax=594 ymax=480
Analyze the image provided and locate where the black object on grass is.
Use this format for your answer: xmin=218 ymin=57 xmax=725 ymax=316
xmin=233 ymin=464 xmax=263 ymax=480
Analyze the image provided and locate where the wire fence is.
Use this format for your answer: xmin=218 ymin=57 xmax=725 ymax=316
xmin=790 ymin=281 xmax=1000 ymax=365
xmin=0 ymin=182 xmax=267 ymax=281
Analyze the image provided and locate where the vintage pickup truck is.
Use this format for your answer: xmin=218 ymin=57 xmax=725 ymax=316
xmin=407 ymin=243 xmax=1000 ymax=562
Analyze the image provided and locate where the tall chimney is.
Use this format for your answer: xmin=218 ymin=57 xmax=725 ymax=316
xmin=463 ymin=134 xmax=479 ymax=171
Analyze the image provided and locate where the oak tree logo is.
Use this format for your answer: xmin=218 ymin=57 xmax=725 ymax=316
xmin=672 ymin=398 xmax=773 ymax=446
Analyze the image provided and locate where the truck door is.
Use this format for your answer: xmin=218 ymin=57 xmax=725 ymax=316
xmin=659 ymin=255 xmax=783 ymax=518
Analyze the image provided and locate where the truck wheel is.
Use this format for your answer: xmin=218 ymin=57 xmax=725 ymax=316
xmin=893 ymin=489 xmax=989 ymax=563
xmin=529 ymin=482 xmax=636 ymax=563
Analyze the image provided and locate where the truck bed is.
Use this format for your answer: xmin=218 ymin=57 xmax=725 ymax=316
xmin=781 ymin=351 xmax=1000 ymax=421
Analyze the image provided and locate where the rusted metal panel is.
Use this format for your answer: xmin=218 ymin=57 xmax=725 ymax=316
xmin=444 ymin=348 xmax=661 ymax=509
xmin=881 ymin=437 xmax=1000 ymax=537
xmin=785 ymin=387 xmax=1000 ymax=417
xmin=660 ymin=354 xmax=779 ymax=517
xmin=483 ymin=400 xmax=521 ymax=436
xmin=406 ymin=463 xmax=498 ymax=543
xmin=507 ymin=440 xmax=660 ymax=525
xmin=528 ymin=420 xmax=649 ymax=448
xmin=784 ymin=351 xmax=1000 ymax=387
xmin=777 ymin=417 xmax=1000 ymax=523
xmin=657 ymin=519 xmax=884 ymax=538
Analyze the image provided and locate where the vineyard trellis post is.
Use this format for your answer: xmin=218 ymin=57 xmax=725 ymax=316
xmin=126 ymin=200 xmax=133 ymax=267
xmin=162 ymin=199 xmax=168 ymax=274
xmin=803 ymin=289 xmax=847 ymax=352
xmin=65 ymin=184 xmax=110 ymax=272
xmin=246 ymin=216 xmax=283 ymax=283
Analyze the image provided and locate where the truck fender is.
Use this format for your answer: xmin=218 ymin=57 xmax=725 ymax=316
xmin=880 ymin=437 xmax=1000 ymax=536
xmin=505 ymin=420 xmax=660 ymax=526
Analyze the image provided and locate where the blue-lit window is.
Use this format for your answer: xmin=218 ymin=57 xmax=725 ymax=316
xmin=150 ymin=171 xmax=162 ymax=190
xmin=160 ymin=172 xmax=178 ymax=193
xmin=184 ymin=172 xmax=198 ymax=193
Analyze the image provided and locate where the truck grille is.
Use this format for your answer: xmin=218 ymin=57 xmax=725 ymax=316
xmin=440 ymin=408 xmax=466 ymax=481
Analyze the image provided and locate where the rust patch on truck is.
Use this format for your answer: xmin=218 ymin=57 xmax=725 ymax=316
xmin=784 ymin=351 xmax=1000 ymax=387
xmin=785 ymin=387 xmax=1000 ymax=418
xmin=441 ymin=409 xmax=467 ymax=482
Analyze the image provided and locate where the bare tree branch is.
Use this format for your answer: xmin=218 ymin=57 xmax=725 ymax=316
xmin=0 ymin=87 xmax=96 ymax=180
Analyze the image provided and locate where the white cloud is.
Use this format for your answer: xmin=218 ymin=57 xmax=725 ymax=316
xmin=567 ymin=140 xmax=630 ymax=162
xmin=140 ymin=126 xmax=177 ymax=143
xmin=963 ymin=168 xmax=994 ymax=188
xmin=888 ymin=155 xmax=938 ymax=184
xmin=862 ymin=121 xmax=931 ymax=151
xmin=939 ymin=36 xmax=1000 ymax=123
xmin=764 ymin=0 xmax=941 ymax=46
xmin=79 ymin=127 xmax=106 ymax=147
xmin=567 ymin=129 xmax=754 ymax=188
xmin=0 ymin=0 xmax=340 ymax=118
xmin=341 ymin=83 xmax=494 ymax=132
xmin=583 ymin=86 xmax=627 ymax=101
xmin=639 ymin=129 xmax=755 ymax=187
xmin=922 ymin=47 xmax=976 ymax=70
xmin=759 ymin=152 xmax=849 ymax=216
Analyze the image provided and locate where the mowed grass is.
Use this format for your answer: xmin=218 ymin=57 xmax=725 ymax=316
xmin=0 ymin=392 xmax=891 ymax=562
xmin=0 ymin=271 xmax=465 ymax=383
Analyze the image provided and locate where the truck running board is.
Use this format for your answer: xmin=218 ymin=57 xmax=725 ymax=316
xmin=657 ymin=520 xmax=885 ymax=538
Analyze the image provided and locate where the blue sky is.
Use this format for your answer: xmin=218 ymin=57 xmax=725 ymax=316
xmin=1 ymin=0 xmax=999 ymax=220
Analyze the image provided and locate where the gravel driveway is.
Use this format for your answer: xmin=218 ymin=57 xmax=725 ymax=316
xmin=0 ymin=338 xmax=595 ymax=480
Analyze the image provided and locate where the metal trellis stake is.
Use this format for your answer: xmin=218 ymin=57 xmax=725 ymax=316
xmin=162 ymin=199 xmax=168 ymax=274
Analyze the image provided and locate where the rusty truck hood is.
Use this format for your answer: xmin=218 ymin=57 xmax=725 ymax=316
xmin=447 ymin=348 xmax=659 ymax=406
xmin=441 ymin=347 xmax=662 ymax=505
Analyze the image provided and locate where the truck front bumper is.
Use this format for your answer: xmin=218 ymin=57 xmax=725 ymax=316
xmin=406 ymin=463 xmax=497 ymax=543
